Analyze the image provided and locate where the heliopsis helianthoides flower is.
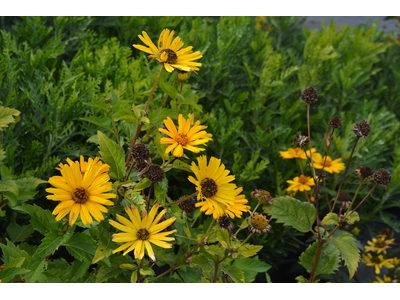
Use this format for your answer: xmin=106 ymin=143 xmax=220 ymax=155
xmin=196 ymin=187 xmax=249 ymax=219
xmin=158 ymin=114 xmax=212 ymax=157
xmin=133 ymin=29 xmax=202 ymax=73
xmin=361 ymin=253 xmax=395 ymax=274
xmin=389 ymin=257 xmax=400 ymax=266
xmin=279 ymin=147 xmax=317 ymax=160
xmin=365 ymin=237 xmax=396 ymax=254
xmin=286 ymin=175 xmax=315 ymax=194
xmin=312 ymin=153 xmax=345 ymax=174
xmin=110 ymin=203 xmax=176 ymax=261
xmin=46 ymin=157 xmax=116 ymax=226
xmin=373 ymin=274 xmax=398 ymax=283
xmin=188 ymin=156 xmax=238 ymax=218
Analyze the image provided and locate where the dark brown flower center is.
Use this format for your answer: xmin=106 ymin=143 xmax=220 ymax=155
xmin=371 ymin=256 xmax=382 ymax=264
xmin=136 ymin=228 xmax=150 ymax=241
xmin=251 ymin=215 xmax=268 ymax=230
xmin=201 ymin=178 xmax=218 ymax=198
xmin=375 ymin=240 xmax=386 ymax=248
xmin=160 ymin=49 xmax=177 ymax=64
xmin=72 ymin=187 xmax=89 ymax=204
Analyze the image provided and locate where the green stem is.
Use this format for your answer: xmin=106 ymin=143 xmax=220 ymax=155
xmin=213 ymin=255 xmax=220 ymax=283
xmin=343 ymin=179 xmax=365 ymax=217
xmin=191 ymin=210 xmax=201 ymax=227
xmin=144 ymin=66 xmax=164 ymax=114
xmin=309 ymin=239 xmax=324 ymax=283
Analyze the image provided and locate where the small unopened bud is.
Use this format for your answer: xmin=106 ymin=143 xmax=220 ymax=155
xmin=353 ymin=120 xmax=370 ymax=138
xmin=301 ymin=87 xmax=318 ymax=104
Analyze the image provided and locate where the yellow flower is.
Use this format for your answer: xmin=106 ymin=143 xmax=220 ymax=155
xmin=279 ymin=147 xmax=317 ymax=160
xmin=361 ymin=253 xmax=394 ymax=274
xmin=133 ymin=29 xmax=202 ymax=73
xmin=46 ymin=157 xmax=116 ymax=226
xmin=365 ymin=237 xmax=396 ymax=254
xmin=388 ymin=257 xmax=400 ymax=266
xmin=286 ymin=175 xmax=315 ymax=194
xmin=373 ymin=274 xmax=398 ymax=283
xmin=188 ymin=156 xmax=237 ymax=218
xmin=352 ymin=227 xmax=361 ymax=235
xmin=196 ymin=187 xmax=249 ymax=219
xmin=110 ymin=203 xmax=176 ymax=261
xmin=312 ymin=153 xmax=345 ymax=174
xmin=158 ymin=114 xmax=212 ymax=157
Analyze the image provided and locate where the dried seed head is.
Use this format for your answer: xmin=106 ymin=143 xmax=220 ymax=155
xmin=338 ymin=191 xmax=349 ymax=202
xmin=373 ymin=169 xmax=392 ymax=187
xmin=143 ymin=165 xmax=165 ymax=183
xmin=353 ymin=120 xmax=371 ymax=138
xmin=131 ymin=143 xmax=151 ymax=171
xmin=250 ymin=189 xmax=273 ymax=204
xmin=328 ymin=116 xmax=342 ymax=129
xmin=301 ymin=87 xmax=318 ymax=104
xmin=217 ymin=215 xmax=234 ymax=232
xmin=293 ymin=132 xmax=309 ymax=147
xmin=248 ymin=213 xmax=271 ymax=236
xmin=177 ymin=196 xmax=197 ymax=214
xmin=359 ymin=166 xmax=373 ymax=179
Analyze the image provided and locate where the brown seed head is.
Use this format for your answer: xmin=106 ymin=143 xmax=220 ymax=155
xmin=143 ymin=165 xmax=165 ymax=183
xmin=353 ymin=120 xmax=371 ymax=138
xmin=328 ymin=116 xmax=342 ymax=129
xmin=217 ymin=215 xmax=234 ymax=232
xmin=301 ymin=87 xmax=318 ymax=104
xmin=338 ymin=191 xmax=349 ymax=202
xmin=293 ymin=132 xmax=309 ymax=147
xmin=177 ymin=196 xmax=197 ymax=214
xmin=251 ymin=189 xmax=273 ymax=204
xmin=373 ymin=169 xmax=391 ymax=187
xmin=248 ymin=213 xmax=271 ymax=236
xmin=131 ymin=143 xmax=151 ymax=171
xmin=360 ymin=166 xmax=373 ymax=179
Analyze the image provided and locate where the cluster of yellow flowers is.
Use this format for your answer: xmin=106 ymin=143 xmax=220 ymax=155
xmin=360 ymin=228 xmax=399 ymax=282
xmin=279 ymin=147 xmax=345 ymax=197
xmin=45 ymin=29 xmax=252 ymax=262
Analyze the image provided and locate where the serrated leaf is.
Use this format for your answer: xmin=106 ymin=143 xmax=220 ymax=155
xmin=217 ymin=227 xmax=230 ymax=248
xmin=205 ymin=245 xmax=225 ymax=257
xmin=3 ymin=257 xmax=26 ymax=269
xmin=69 ymin=260 xmax=91 ymax=280
xmin=237 ymin=243 xmax=263 ymax=258
xmin=321 ymin=213 xmax=339 ymax=226
xmin=0 ymin=239 xmax=31 ymax=264
xmin=299 ymin=240 xmax=340 ymax=277
xmin=65 ymin=232 xmax=98 ymax=262
xmin=345 ymin=211 xmax=360 ymax=225
xmin=0 ymin=106 xmax=20 ymax=130
xmin=192 ymin=253 xmax=210 ymax=265
xmin=154 ymin=183 xmax=166 ymax=204
xmin=96 ymin=267 xmax=123 ymax=283
xmin=0 ymin=267 xmax=31 ymax=283
xmin=6 ymin=221 xmax=34 ymax=243
xmin=25 ymin=257 xmax=48 ymax=283
xmin=0 ymin=177 xmax=19 ymax=196
xmin=220 ymin=265 xmax=245 ymax=283
xmin=97 ymin=130 xmax=126 ymax=180
xmin=15 ymin=177 xmax=46 ymax=191
xmin=330 ymin=232 xmax=360 ymax=279
xmin=33 ymin=232 xmax=71 ymax=259
xmin=232 ymin=258 xmax=271 ymax=283
xmin=269 ymin=196 xmax=316 ymax=232
xmin=134 ymin=178 xmax=151 ymax=191
xmin=13 ymin=205 xmax=59 ymax=235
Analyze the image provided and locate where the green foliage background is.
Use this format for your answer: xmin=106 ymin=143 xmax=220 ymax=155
xmin=1 ymin=16 xmax=400 ymax=282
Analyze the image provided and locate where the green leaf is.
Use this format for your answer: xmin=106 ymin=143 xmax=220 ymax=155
xmin=220 ymin=265 xmax=245 ymax=283
xmin=232 ymin=258 xmax=271 ymax=283
xmin=154 ymin=131 xmax=169 ymax=160
xmin=130 ymin=270 xmax=138 ymax=283
xmin=269 ymin=196 xmax=316 ymax=232
xmin=0 ymin=267 xmax=30 ymax=283
xmin=65 ymin=232 xmax=98 ymax=262
xmin=0 ymin=147 xmax=6 ymax=164
xmin=216 ymin=227 xmax=230 ymax=248
xmin=33 ymin=232 xmax=71 ymax=259
xmin=83 ymin=102 xmax=109 ymax=111
xmin=330 ymin=232 xmax=360 ymax=280
xmin=81 ymin=116 xmax=113 ymax=131
xmin=139 ymin=267 xmax=155 ymax=276
xmin=119 ymin=264 xmax=136 ymax=270
xmin=69 ymin=260 xmax=91 ymax=280
xmin=321 ymin=213 xmax=339 ymax=226
xmin=15 ymin=177 xmax=46 ymax=191
xmin=0 ymin=177 xmax=19 ymax=196
xmin=154 ymin=183 xmax=166 ymax=204
xmin=192 ymin=253 xmax=210 ymax=265
xmin=0 ymin=106 xmax=20 ymax=130
xmin=345 ymin=211 xmax=360 ymax=225
xmin=97 ymin=130 xmax=126 ymax=180
xmin=299 ymin=240 xmax=340 ymax=277
xmin=173 ymin=159 xmax=192 ymax=172
xmin=6 ymin=221 xmax=34 ymax=243
xmin=13 ymin=205 xmax=59 ymax=235
xmin=296 ymin=275 xmax=308 ymax=283
xmin=131 ymin=103 xmax=141 ymax=118
xmin=183 ymin=226 xmax=192 ymax=238
xmin=204 ymin=245 xmax=225 ymax=257
xmin=158 ymin=78 xmax=178 ymax=100
xmin=3 ymin=257 xmax=26 ymax=269
xmin=236 ymin=243 xmax=263 ymax=258
xmin=25 ymin=257 xmax=48 ymax=283
xmin=96 ymin=267 xmax=123 ymax=283
xmin=0 ymin=239 xmax=31 ymax=265
xmin=134 ymin=178 xmax=151 ymax=191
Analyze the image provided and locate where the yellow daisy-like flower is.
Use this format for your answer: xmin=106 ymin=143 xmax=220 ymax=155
xmin=286 ymin=175 xmax=315 ymax=194
xmin=188 ymin=156 xmax=237 ymax=218
xmin=388 ymin=257 xmax=400 ymax=266
xmin=159 ymin=114 xmax=212 ymax=157
xmin=110 ymin=203 xmax=176 ymax=261
xmin=312 ymin=153 xmax=345 ymax=174
xmin=361 ymin=253 xmax=395 ymax=274
xmin=133 ymin=29 xmax=202 ymax=73
xmin=279 ymin=147 xmax=317 ymax=160
xmin=373 ymin=274 xmax=398 ymax=283
xmin=365 ymin=237 xmax=396 ymax=254
xmin=46 ymin=157 xmax=116 ymax=226
xmin=196 ymin=187 xmax=249 ymax=219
